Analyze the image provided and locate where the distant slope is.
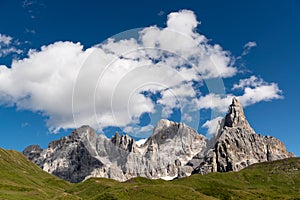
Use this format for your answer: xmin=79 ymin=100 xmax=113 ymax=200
xmin=173 ymin=157 xmax=300 ymax=199
xmin=68 ymin=157 xmax=300 ymax=200
xmin=0 ymin=148 xmax=77 ymax=200
xmin=0 ymin=147 xmax=299 ymax=199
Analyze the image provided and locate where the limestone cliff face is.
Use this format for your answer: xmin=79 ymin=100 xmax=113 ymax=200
xmin=189 ymin=97 xmax=294 ymax=174
xmin=110 ymin=132 xmax=137 ymax=153
xmin=136 ymin=119 xmax=206 ymax=179
xmin=24 ymin=120 xmax=206 ymax=182
xmin=23 ymin=145 xmax=43 ymax=163
xmin=23 ymin=97 xmax=294 ymax=182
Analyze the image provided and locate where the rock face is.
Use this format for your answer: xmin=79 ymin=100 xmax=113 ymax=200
xmin=23 ymin=145 xmax=43 ymax=163
xmin=24 ymin=121 xmax=206 ymax=182
xmin=23 ymin=97 xmax=294 ymax=182
xmin=189 ymin=97 xmax=294 ymax=174
xmin=111 ymin=132 xmax=137 ymax=153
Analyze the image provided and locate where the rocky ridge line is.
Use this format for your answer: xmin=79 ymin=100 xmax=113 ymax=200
xmin=23 ymin=97 xmax=294 ymax=182
xmin=188 ymin=97 xmax=294 ymax=174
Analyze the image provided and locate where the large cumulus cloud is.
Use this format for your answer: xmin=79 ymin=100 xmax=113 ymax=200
xmin=0 ymin=10 xmax=282 ymax=136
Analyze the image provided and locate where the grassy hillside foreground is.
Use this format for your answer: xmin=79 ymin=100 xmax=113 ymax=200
xmin=0 ymin=148 xmax=299 ymax=200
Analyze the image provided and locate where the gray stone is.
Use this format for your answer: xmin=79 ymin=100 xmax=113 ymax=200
xmin=190 ymin=97 xmax=294 ymax=175
xmin=24 ymin=119 xmax=206 ymax=182
xmin=23 ymin=97 xmax=294 ymax=182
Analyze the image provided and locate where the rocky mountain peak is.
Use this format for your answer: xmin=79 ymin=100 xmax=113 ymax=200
xmin=23 ymin=145 xmax=43 ymax=163
xmin=23 ymin=118 xmax=207 ymax=182
xmin=224 ymin=97 xmax=250 ymax=129
xmin=46 ymin=125 xmax=98 ymax=150
xmin=189 ymin=97 xmax=294 ymax=175
xmin=70 ymin=125 xmax=97 ymax=139
xmin=111 ymin=132 xmax=137 ymax=153
xmin=23 ymin=97 xmax=294 ymax=183
xmin=153 ymin=119 xmax=178 ymax=135
xmin=147 ymin=119 xmax=204 ymax=147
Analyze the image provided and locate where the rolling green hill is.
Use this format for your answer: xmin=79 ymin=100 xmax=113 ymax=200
xmin=0 ymin=148 xmax=77 ymax=199
xmin=0 ymin=148 xmax=299 ymax=200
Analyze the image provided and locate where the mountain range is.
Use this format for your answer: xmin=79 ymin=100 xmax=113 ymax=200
xmin=1 ymin=146 xmax=299 ymax=199
xmin=22 ymin=97 xmax=294 ymax=183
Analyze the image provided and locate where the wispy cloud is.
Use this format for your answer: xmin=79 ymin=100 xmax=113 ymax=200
xmin=0 ymin=34 xmax=22 ymax=58
xmin=235 ymin=41 xmax=257 ymax=62
xmin=25 ymin=28 xmax=36 ymax=35
xmin=21 ymin=122 xmax=30 ymax=128
xmin=242 ymin=41 xmax=257 ymax=56
xmin=0 ymin=34 xmax=12 ymax=45
xmin=22 ymin=0 xmax=36 ymax=8
xmin=232 ymin=75 xmax=264 ymax=90
xmin=22 ymin=0 xmax=45 ymax=19
xmin=157 ymin=10 xmax=164 ymax=16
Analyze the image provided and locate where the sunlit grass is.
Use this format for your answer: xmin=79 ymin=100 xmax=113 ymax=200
xmin=0 ymin=148 xmax=299 ymax=199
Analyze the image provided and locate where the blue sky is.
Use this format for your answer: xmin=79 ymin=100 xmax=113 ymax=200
xmin=0 ymin=0 xmax=299 ymax=156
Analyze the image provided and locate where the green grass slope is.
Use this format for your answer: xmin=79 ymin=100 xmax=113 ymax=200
xmin=172 ymin=157 xmax=300 ymax=200
xmin=68 ymin=177 xmax=217 ymax=200
xmin=0 ymin=148 xmax=77 ymax=200
xmin=0 ymin=148 xmax=299 ymax=199
xmin=69 ymin=158 xmax=300 ymax=200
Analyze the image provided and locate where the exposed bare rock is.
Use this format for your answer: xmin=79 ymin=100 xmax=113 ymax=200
xmin=34 ymin=126 xmax=104 ymax=183
xmin=24 ymin=120 xmax=206 ymax=182
xmin=224 ymin=97 xmax=251 ymax=129
xmin=189 ymin=97 xmax=294 ymax=174
xmin=111 ymin=132 xmax=137 ymax=153
xmin=23 ymin=97 xmax=294 ymax=182
xmin=22 ymin=145 xmax=43 ymax=163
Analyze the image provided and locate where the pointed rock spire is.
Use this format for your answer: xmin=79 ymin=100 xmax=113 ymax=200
xmin=111 ymin=132 xmax=137 ymax=153
xmin=224 ymin=97 xmax=250 ymax=129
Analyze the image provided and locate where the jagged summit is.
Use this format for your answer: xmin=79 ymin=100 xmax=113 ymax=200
xmin=224 ymin=97 xmax=250 ymax=129
xmin=23 ymin=120 xmax=206 ymax=182
xmin=152 ymin=119 xmax=178 ymax=134
xmin=111 ymin=132 xmax=137 ymax=153
xmin=189 ymin=97 xmax=294 ymax=174
xmin=65 ymin=125 xmax=99 ymax=143
xmin=23 ymin=98 xmax=294 ymax=183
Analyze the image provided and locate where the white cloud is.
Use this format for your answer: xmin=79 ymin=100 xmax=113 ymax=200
xmin=241 ymin=41 xmax=257 ymax=56
xmin=238 ymin=83 xmax=283 ymax=106
xmin=244 ymin=41 xmax=257 ymax=48
xmin=140 ymin=10 xmax=237 ymax=79
xmin=0 ymin=34 xmax=22 ymax=57
xmin=232 ymin=75 xmax=264 ymax=90
xmin=157 ymin=82 xmax=196 ymax=117
xmin=232 ymin=76 xmax=283 ymax=106
xmin=167 ymin=10 xmax=199 ymax=37
xmin=0 ymin=10 xmax=282 ymax=137
xmin=197 ymin=76 xmax=282 ymax=113
xmin=0 ymin=42 xmax=92 ymax=131
xmin=123 ymin=125 xmax=154 ymax=138
xmin=196 ymin=93 xmax=234 ymax=113
xmin=0 ymin=47 xmax=22 ymax=58
xmin=202 ymin=116 xmax=223 ymax=135
xmin=0 ymin=34 xmax=13 ymax=45
xmin=136 ymin=138 xmax=147 ymax=146
xmin=198 ymin=76 xmax=282 ymax=135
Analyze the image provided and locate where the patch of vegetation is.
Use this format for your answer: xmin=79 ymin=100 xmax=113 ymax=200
xmin=0 ymin=148 xmax=78 ymax=199
xmin=0 ymin=148 xmax=299 ymax=199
